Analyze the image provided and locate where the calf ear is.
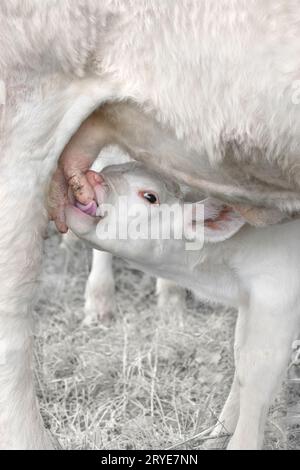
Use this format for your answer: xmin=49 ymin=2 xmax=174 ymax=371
xmin=192 ymin=198 xmax=246 ymax=243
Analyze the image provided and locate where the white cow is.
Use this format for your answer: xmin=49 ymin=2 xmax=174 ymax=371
xmin=67 ymin=161 xmax=300 ymax=450
xmin=1 ymin=0 xmax=300 ymax=449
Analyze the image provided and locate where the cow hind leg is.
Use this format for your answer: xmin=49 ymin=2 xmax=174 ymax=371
xmin=0 ymin=169 xmax=53 ymax=449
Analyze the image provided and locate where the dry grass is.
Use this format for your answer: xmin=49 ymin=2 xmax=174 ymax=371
xmin=33 ymin=225 xmax=300 ymax=450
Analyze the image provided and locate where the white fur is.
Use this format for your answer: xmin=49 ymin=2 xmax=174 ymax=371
xmin=1 ymin=0 xmax=300 ymax=449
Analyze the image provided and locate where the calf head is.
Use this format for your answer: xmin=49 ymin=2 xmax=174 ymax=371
xmin=66 ymin=162 xmax=246 ymax=271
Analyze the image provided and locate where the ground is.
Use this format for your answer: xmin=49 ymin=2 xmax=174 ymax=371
xmin=34 ymin=225 xmax=300 ymax=450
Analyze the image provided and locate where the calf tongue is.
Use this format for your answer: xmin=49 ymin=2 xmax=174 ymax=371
xmin=75 ymin=200 xmax=98 ymax=216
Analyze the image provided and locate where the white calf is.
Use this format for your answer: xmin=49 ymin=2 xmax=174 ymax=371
xmin=67 ymin=162 xmax=300 ymax=450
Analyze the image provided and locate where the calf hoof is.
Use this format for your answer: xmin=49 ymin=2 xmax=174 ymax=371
xmin=83 ymin=281 xmax=116 ymax=325
xmin=202 ymin=434 xmax=231 ymax=450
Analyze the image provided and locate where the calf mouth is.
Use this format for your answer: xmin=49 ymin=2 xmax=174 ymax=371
xmin=65 ymin=203 xmax=100 ymax=237
xmin=75 ymin=200 xmax=98 ymax=216
xmin=73 ymin=174 xmax=110 ymax=221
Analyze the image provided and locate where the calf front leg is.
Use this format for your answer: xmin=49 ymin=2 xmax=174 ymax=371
xmin=156 ymin=278 xmax=186 ymax=309
xmin=0 ymin=170 xmax=53 ymax=449
xmin=84 ymin=250 xmax=116 ymax=324
xmin=61 ymin=237 xmax=117 ymax=324
xmin=156 ymin=278 xmax=186 ymax=327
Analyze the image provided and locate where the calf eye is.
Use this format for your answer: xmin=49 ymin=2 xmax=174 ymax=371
xmin=139 ymin=191 xmax=159 ymax=204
